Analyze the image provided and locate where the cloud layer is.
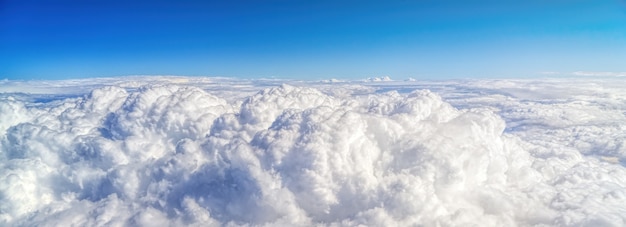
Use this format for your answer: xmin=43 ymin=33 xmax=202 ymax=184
xmin=1 ymin=77 xmax=626 ymax=226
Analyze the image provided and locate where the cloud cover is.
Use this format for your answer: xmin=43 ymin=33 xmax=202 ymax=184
xmin=1 ymin=77 xmax=626 ymax=226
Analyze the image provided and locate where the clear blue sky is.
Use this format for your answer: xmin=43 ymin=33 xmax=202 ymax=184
xmin=1 ymin=0 xmax=625 ymax=80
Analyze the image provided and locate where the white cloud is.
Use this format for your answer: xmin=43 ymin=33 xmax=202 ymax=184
xmin=364 ymin=76 xmax=393 ymax=82
xmin=572 ymin=71 xmax=626 ymax=77
xmin=1 ymin=77 xmax=626 ymax=226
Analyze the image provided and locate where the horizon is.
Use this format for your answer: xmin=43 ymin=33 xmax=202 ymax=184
xmin=2 ymin=71 xmax=626 ymax=82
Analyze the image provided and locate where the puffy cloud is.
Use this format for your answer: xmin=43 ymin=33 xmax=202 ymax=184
xmin=1 ymin=77 xmax=626 ymax=226
xmin=364 ymin=76 xmax=393 ymax=82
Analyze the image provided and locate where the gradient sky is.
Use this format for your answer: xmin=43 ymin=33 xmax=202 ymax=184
xmin=1 ymin=0 xmax=626 ymax=80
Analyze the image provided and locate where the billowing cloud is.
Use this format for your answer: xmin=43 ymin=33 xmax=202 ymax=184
xmin=1 ymin=77 xmax=625 ymax=226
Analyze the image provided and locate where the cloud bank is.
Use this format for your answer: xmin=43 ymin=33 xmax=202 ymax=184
xmin=572 ymin=71 xmax=626 ymax=77
xmin=1 ymin=77 xmax=625 ymax=226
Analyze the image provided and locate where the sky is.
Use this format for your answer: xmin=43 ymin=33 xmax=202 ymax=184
xmin=1 ymin=0 xmax=626 ymax=80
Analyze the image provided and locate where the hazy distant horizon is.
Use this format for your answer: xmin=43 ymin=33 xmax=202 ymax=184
xmin=3 ymin=71 xmax=626 ymax=82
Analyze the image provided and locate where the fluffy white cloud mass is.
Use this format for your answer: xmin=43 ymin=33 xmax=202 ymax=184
xmin=1 ymin=77 xmax=625 ymax=226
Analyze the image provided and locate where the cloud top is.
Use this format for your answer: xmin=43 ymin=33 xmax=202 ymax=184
xmin=1 ymin=78 xmax=626 ymax=226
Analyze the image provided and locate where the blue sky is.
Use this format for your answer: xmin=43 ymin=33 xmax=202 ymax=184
xmin=1 ymin=0 xmax=625 ymax=80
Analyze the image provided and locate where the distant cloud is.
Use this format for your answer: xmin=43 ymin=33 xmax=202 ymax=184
xmin=539 ymin=71 xmax=626 ymax=77
xmin=364 ymin=76 xmax=392 ymax=82
xmin=572 ymin=71 xmax=626 ymax=77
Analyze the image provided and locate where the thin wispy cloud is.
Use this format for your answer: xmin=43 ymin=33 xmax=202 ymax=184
xmin=572 ymin=71 xmax=626 ymax=77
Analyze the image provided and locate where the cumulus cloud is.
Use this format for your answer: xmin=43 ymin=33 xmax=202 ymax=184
xmin=1 ymin=77 xmax=626 ymax=226
xmin=364 ymin=76 xmax=393 ymax=82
